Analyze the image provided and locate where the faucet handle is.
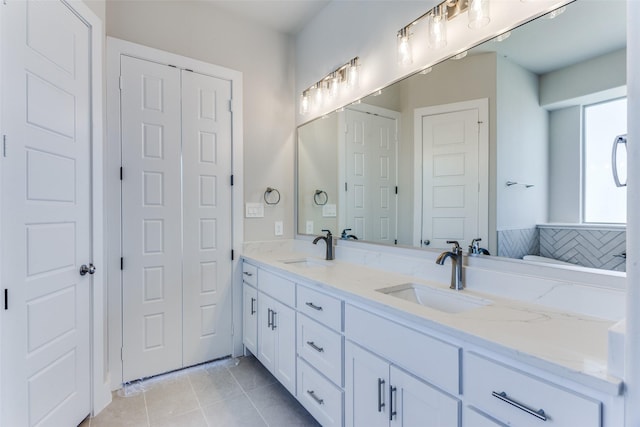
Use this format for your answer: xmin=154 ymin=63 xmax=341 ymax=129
xmin=446 ymin=240 xmax=461 ymax=253
xmin=322 ymin=229 xmax=332 ymax=236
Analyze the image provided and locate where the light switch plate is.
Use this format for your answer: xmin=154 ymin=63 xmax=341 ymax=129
xmin=245 ymin=203 xmax=264 ymax=218
xmin=306 ymin=220 xmax=314 ymax=234
xmin=322 ymin=204 xmax=337 ymax=217
xmin=275 ymin=221 xmax=283 ymax=236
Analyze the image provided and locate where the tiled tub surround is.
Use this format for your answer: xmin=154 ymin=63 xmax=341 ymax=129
xmin=497 ymin=225 xmax=626 ymax=272
xmin=242 ymin=239 xmax=625 ymax=394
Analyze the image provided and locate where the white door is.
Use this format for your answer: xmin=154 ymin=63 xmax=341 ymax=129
xmin=120 ymin=56 xmax=183 ymax=381
xmin=344 ymin=109 xmax=398 ymax=244
xmin=390 ymin=366 xmax=460 ymax=426
xmin=1 ymin=1 xmax=92 ymax=425
xmin=181 ymin=70 xmax=233 ymax=366
xmin=345 ymin=342 xmax=389 ymax=427
xmin=421 ymin=108 xmax=481 ymax=249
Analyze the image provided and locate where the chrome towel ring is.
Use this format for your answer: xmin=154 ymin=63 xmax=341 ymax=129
xmin=314 ymin=190 xmax=328 ymax=206
xmin=264 ymin=187 xmax=281 ymax=205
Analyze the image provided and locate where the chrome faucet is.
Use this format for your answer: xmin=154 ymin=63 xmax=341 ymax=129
xmin=436 ymin=240 xmax=464 ymax=290
xmin=468 ymin=238 xmax=490 ymax=256
xmin=313 ymin=229 xmax=334 ymax=260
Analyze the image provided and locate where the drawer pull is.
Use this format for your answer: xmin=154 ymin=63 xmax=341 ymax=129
xmin=307 ymin=390 xmax=324 ymax=405
xmin=377 ymin=378 xmax=385 ymax=412
xmin=306 ymin=341 xmax=324 ymax=353
xmin=305 ymin=302 xmax=323 ymax=311
xmin=492 ymin=391 xmax=548 ymax=421
xmin=267 ymin=309 xmax=273 ymax=328
xmin=271 ymin=310 xmax=277 ymax=330
xmin=243 ymin=271 xmax=254 ymax=277
xmin=389 ymin=385 xmax=397 ymax=421
xmin=250 ymin=297 xmax=256 ymax=315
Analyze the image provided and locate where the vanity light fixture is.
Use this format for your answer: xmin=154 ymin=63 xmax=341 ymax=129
xmin=299 ymin=57 xmax=360 ymax=115
xmin=397 ymin=26 xmax=413 ymax=65
xmin=468 ymin=0 xmax=490 ymax=29
xmin=428 ymin=4 xmax=448 ymax=48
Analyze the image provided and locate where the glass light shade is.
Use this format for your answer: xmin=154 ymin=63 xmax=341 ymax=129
xmin=299 ymin=92 xmax=310 ymax=115
xmin=329 ymin=74 xmax=340 ymax=99
xmin=468 ymin=0 xmax=490 ymax=29
xmin=428 ymin=7 xmax=447 ymax=49
xmin=397 ymin=28 xmax=412 ymax=66
xmin=313 ymin=83 xmax=323 ymax=106
xmin=347 ymin=60 xmax=359 ymax=89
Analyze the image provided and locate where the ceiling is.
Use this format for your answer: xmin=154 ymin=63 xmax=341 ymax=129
xmin=205 ymin=0 xmax=331 ymax=35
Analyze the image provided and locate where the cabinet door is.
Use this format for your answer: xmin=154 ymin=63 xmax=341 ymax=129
xmin=345 ymin=342 xmax=389 ymax=427
xmin=390 ymin=366 xmax=460 ymax=427
xmin=257 ymin=293 xmax=276 ymax=372
xmin=273 ymin=300 xmax=297 ymax=395
xmin=242 ymin=284 xmax=258 ymax=355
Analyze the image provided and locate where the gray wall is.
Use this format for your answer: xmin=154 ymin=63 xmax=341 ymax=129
xmin=107 ymin=1 xmax=296 ymax=242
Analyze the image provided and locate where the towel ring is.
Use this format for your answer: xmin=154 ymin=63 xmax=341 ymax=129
xmin=264 ymin=187 xmax=281 ymax=205
xmin=314 ymin=190 xmax=328 ymax=206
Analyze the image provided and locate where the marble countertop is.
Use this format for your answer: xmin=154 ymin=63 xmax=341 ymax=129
xmin=241 ymin=249 xmax=623 ymax=396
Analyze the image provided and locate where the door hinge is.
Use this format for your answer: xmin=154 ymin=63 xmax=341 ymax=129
xmin=118 ymin=75 xmax=123 ymax=91
xmin=120 ymin=347 xmax=124 ymax=361
xmin=395 ymin=186 xmax=398 ymax=195
xmin=394 ymin=239 xmax=398 ymax=245
xmin=230 ymin=175 xmax=234 ymax=186
xmin=345 ymin=182 xmax=348 ymax=192
xmin=120 ymin=257 xmax=124 ymax=270
xmin=231 ymin=250 xmax=235 ymax=261
xmin=231 ymin=323 xmax=235 ymax=335
xmin=120 ymin=167 xmax=123 ymax=180
xmin=2 ymin=135 xmax=6 ymax=157
xmin=3 ymin=289 xmax=7 ymax=310
xmin=228 ymin=99 xmax=233 ymax=113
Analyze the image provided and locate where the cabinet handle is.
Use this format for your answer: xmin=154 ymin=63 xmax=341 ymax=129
xmin=377 ymin=378 xmax=385 ymax=412
xmin=306 ymin=341 xmax=324 ymax=353
xmin=305 ymin=302 xmax=323 ymax=311
xmin=267 ymin=309 xmax=273 ymax=328
xmin=243 ymin=271 xmax=254 ymax=277
xmin=389 ymin=385 xmax=397 ymax=421
xmin=307 ymin=390 xmax=324 ymax=405
xmin=271 ymin=310 xmax=277 ymax=330
xmin=250 ymin=297 xmax=256 ymax=315
xmin=492 ymin=391 xmax=548 ymax=421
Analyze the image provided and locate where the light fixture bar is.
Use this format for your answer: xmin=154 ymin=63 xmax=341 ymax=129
xmin=299 ymin=56 xmax=360 ymax=115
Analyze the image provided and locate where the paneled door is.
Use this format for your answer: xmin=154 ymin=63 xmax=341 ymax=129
xmin=1 ymin=1 xmax=92 ymax=425
xmin=420 ymin=107 xmax=481 ymax=249
xmin=181 ymin=70 xmax=233 ymax=366
xmin=344 ymin=108 xmax=398 ymax=244
xmin=121 ymin=56 xmax=183 ymax=381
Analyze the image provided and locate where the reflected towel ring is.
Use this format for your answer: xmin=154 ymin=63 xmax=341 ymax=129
xmin=264 ymin=187 xmax=281 ymax=205
xmin=314 ymin=190 xmax=328 ymax=206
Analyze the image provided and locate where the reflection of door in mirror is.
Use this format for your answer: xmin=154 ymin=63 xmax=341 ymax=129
xmin=340 ymin=106 xmax=400 ymax=244
xmin=417 ymin=100 xmax=488 ymax=249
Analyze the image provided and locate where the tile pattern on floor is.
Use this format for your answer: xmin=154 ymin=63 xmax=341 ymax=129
xmin=80 ymin=356 xmax=320 ymax=427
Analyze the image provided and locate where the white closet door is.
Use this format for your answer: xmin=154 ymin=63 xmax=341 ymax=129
xmin=121 ymin=56 xmax=183 ymax=381
xmin=1 ymin=1 xmax=92 ymax=425
xmin=181 ymin=70 xmax=233 ymax=366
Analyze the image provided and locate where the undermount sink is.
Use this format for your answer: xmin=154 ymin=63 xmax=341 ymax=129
xmin=377 ymin=283 xmax=492 ymax=314
xmin=279 ymin=257 xmax=330 ymax=268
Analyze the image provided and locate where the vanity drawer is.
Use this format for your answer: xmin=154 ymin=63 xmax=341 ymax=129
xmin=464 ymin=352 xmax=601 ymax=427
xmin=297 ymin=314 xmax=343 ymax=386
xmin=297 ymin=358 xmax=343 ymax=427
xmin=258 ymin=269 xmax=295 ymax=307
xmin=345 ymin=304 xmax=460 ymax=395
xmin=242 ymin=262 xmax=257 ymax=287
xmin=297 ymin=285 xmax=343 ymax=331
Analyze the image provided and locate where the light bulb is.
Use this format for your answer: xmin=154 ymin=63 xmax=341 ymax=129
xmin=299 ymin=91 xmax=310 ymax=115
xmin=428 ymin=6 xmax=447 ymax=49
xmin=397 ymin=27 xmax=412 ymax=66
xmin=468 ymin=0 xmax=490 ymax=29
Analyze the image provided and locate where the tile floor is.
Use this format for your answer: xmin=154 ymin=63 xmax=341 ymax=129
xmin=79 ymin=356 xmax=320 ymax=427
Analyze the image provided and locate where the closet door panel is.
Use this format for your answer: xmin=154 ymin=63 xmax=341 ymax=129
xmin=181 ymin=70 xmax=233 ymax=365
xmin=121 ymin=56 xmax=183 ymax=381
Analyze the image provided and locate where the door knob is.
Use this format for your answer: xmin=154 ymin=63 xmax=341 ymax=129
xmin=80 ymin=264 xmax=96 ymax=276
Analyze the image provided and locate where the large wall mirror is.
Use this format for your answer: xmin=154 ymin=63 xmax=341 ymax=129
xmin=297 ymin=0 xmax=627 ymax=272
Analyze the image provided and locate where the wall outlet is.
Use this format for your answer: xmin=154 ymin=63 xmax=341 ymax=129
xmin=274 ymin=220 xmax=284 ymax=236
xmin=306 ymin=220 xmax=314 ymax=234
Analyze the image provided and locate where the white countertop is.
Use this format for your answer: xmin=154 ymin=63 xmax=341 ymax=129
xmin=241 ymin=249 xmax=624 ymax=396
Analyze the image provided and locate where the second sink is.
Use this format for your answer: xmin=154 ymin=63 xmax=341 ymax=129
xmin=377 ymin=283 xmax=492 ymax=314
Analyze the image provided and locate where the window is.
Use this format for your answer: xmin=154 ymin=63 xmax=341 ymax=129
xmin=583 ymin=97 xmax=627 ymax=223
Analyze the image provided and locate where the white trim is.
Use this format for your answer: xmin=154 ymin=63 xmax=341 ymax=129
xmin=106 ymin=37 xmax=244 ymax=388
xmin=413 ymin=98 xmax=490 ymax=248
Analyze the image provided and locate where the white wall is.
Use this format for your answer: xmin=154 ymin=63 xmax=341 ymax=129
xmin=295 ymin=0 xmax=573 ymax=124
xmin=107 ymin=1 xmax=296 ymax=242
xmin=496 ymin=56 xmax=549 ymax=229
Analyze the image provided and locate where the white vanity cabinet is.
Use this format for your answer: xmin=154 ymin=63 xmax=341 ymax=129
xmin=463 ymin=352 xmax=602 ymax=427
xmin=253 ymin=268 xmax=297 ymax=395
xmin=345 ymin=341 xmax=460 ymax=427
